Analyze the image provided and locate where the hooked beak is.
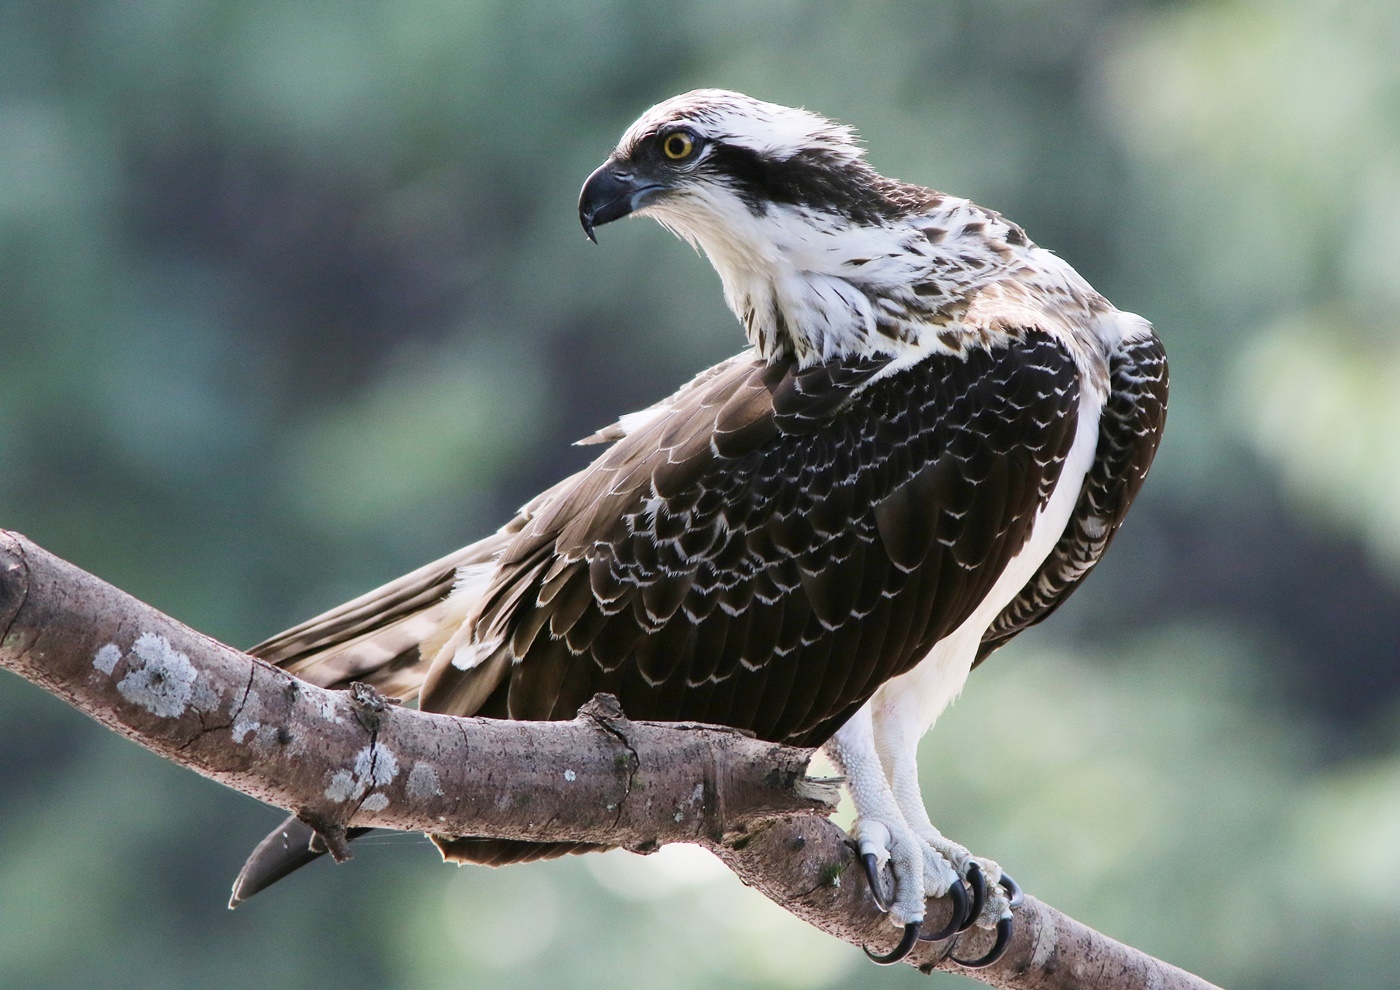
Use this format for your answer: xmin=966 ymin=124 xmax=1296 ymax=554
xmin=578 ymin=161 xmax=665 ymax=243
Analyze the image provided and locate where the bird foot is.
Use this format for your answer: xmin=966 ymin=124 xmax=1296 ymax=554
xmin=856 ymin=819 xmax=1022 ymax=967
xmin=911 ymin=827 xmax=1011 ymax=930
xmin=853 ymin=818 xmax=962 ymax=928
xmin=854 ymin=817 xmax=971 ymax=964
xmin=948 ymin=873 xmax=1022 ymax=968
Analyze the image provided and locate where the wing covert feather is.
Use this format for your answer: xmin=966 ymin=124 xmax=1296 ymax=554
xmin=423 ymin=332 xmax=1083 ymax=747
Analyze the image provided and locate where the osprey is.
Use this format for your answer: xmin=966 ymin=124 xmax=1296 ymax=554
xmin=233 ymin=90 xmax=1167 ymax=967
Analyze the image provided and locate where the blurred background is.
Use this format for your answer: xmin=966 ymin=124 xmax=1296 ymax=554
xmin=2 ymin=0 xmax=1398 ymax=987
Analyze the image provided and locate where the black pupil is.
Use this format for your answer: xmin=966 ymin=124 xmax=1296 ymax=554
xmin=667 ymin=134 xmax=689 ymax=157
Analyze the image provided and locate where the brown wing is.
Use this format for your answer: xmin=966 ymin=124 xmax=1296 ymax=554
xmin=422 ymin=329 xmax=1083 ymax=747
xmin=246 ymin=532 xmax=513 ymax=701
xmin=576 ymin=349 xmax=759 ymax=446
xmin=976 ymin=330 xmax=1169 ymax=663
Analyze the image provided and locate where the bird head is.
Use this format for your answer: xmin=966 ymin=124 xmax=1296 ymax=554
xmin=578 ymin=90 xmax=1024 ymax=363
xmin=578 ymin=89 xmax=882 ymax=246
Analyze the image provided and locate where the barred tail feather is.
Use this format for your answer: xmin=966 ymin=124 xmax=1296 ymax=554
xmin=248 ymin=533 xmax=510 ymax=702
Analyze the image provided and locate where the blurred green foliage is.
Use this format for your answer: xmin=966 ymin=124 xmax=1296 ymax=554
xmin=2 ymin=0 xmax=1399 ymax=987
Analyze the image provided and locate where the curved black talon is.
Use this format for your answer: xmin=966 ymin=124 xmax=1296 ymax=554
xmin=861 ymin=853 xmax=891 ymax=913
xmin=999 ymin=872 xmax=1024 ymax=909
xmin=961 ymin=863 xmax=986 ymax=932
xmin=917 ymin=875 xmax=969 ymax=942
xmin=950 ymin=916 xmax=1014 ymax=969
xmin=863 ymin=921 xmax=920 ymax=965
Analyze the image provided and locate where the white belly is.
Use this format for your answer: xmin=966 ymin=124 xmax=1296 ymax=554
xmin=866 ymin=383 xmax=1103 ymax=740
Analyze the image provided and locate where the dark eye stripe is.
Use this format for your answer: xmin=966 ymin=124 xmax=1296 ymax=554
xmin=701 ymin=143 xmax=905 ymax=222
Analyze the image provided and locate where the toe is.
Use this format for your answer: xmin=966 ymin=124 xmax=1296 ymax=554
xmin=852 ymin=819 xmax=893 ymax=867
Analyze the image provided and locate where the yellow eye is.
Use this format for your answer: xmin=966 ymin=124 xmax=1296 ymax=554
xmin=662 ymin=131 xmax=696 ymax=161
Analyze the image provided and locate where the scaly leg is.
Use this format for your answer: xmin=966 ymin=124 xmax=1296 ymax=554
xmin=870 ymin=695 xmax=1021 ymax=968
xmin=874 ymin=712 xmax=1009 ymax=927
xmin=826 ymin=706 xmax=970 ymax=964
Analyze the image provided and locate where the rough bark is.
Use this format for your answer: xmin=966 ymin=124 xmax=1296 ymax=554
xmin=0 ymin=530 xmax=1223 ymax=989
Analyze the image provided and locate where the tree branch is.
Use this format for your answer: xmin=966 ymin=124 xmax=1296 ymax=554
xmin=0 ymin=530 xmax=1222 ymax=989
